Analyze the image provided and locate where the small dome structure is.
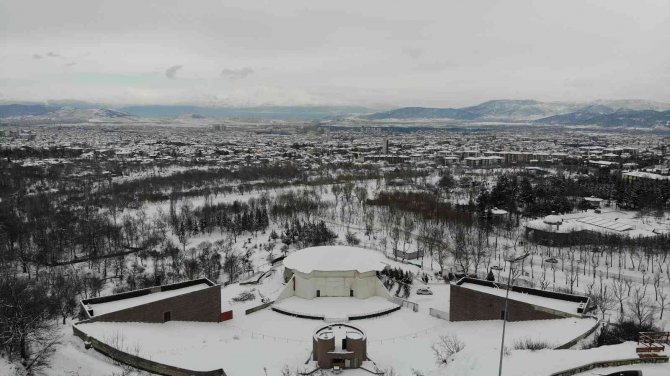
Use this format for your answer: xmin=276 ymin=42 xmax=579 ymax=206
xmin=543 ymin=214 xmax=563 ymax=225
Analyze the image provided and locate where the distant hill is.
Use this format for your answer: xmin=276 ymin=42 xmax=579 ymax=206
xmin=119 ymin=105 xmax=372 ymax=120
xmin=0 ymin=104 xmax=61 ymax=118
xmin=459 ymin=100 xmax=582 ymax=121
xmin=365 ymin=100 xmax=583 ymax=121
xmin=3 ymin=99 xmax=670 ymax=127
xmin=0 ymin=106 xmax=136 ymax=125
xmin=535 ymin=108 xmax=670 ymax=128
xmin=364 ymin=99 xmax=670 ymax=126
xmin=365 ymin=107 xmax=477 ymax=120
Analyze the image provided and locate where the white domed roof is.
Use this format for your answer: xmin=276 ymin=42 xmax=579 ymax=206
xmin=284 ymin=246 xmax=387 ymax=274
xmin=543 ymin=214 xmax=563 ymax=225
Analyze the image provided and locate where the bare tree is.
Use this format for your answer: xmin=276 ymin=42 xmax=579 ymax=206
xmin=657 ymin=286 xmax=669 ymax=320
xmin=592 ymin=281 xmax=616 ymax=321
xmin=450 ymin=226 xmax=471 ymax=275
xmin=431 ymin=334 xmax=464 ymax=366
xmin=627 ymin=285 xmax=657 ymax=327
xmin=652 ymin=269 xmax=662 ymax=301
xmin=401 ymin=217 xmax=415 ymax=259
xmin=611 ymin=277 xmax=626 ymax=315
xmin=0 ymin=277 xmax=61 ymax=373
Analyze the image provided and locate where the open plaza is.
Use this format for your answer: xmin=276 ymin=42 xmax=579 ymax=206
xmin=67 ymin=245 xmax=663 ymax=376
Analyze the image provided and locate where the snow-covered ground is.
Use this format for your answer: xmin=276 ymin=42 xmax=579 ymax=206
xmin=75 ymin=307 xmax=600 ymax=375
xmin=75 ymin=274 xmax=603 ymax=376
xmin=573 ymin=362 xmax=670 ymax=376
xmin=273 ymin=296 xmax=397 ymax=319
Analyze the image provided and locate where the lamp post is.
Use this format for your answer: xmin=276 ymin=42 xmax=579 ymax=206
xmin=498 ymin=252 xmax=529 ymax=376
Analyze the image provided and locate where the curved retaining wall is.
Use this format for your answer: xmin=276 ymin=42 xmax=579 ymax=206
xmin=554 ymin=317 xmax=601 ymax=350
xmin=549 ymin=355 xmax=668 ymax=376
xmin=271 ymin=304 xmax=401 ymax=321
xmin=245 ymin=301 xmax=275 ymax=315
xmin=73 ymin=324 xmax=226 ymax=376
xmin=271 ymin=306 xmax=324 ymax=320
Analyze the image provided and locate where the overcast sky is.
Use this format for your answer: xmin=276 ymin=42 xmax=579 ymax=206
xmin=1 ymin=0 xmax=669 ymax=108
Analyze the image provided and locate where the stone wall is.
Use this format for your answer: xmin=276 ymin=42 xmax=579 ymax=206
xmin=449 ymin=284 xmax=567 ymax=322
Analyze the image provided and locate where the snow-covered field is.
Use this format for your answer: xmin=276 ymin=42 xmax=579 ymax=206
xmin=77 ymin=307 xmax=599 ymax=375
xmin=74 ymin=270 xmax=605 ymax=376
xmin=273 ymin=296 xmax=397 ymax=319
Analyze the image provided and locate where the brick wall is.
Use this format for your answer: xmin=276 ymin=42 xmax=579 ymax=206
xmin=449 ymin=284 xmax=566 ymax=322
xmin=92 ymin=285 xmax=221 ymax=323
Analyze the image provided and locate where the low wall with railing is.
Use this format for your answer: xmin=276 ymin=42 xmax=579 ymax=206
xmin=548 ymin=355 xmax=668 ymax=376
xmin=73 ymin=323 xmax=226 ymax=376
xmin=390 ymin=297 xmax=419 ymax=312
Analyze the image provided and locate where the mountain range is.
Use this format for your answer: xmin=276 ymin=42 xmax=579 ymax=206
xmin=0 ymin=103 xmax=372 ymax=122
xmin=2 ymin=99 xmax=670 ymax=128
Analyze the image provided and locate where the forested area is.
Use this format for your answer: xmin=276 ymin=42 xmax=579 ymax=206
xmin=3 ymin=137 xmax=670 ymax=373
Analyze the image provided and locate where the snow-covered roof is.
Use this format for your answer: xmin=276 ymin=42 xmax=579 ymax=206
xmin=459 ymin=281 xmax=583 ymax=315
xmin=543 ymin=214 xmax=563 ymax=225
xmin=283 ymin=246 xmax=387 ymax=274
xmin=89 ymin=283 xmax=210 ymax=316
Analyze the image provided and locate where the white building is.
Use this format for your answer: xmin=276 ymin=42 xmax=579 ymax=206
xmin=277 ymin=246 xmax=391 ymax=300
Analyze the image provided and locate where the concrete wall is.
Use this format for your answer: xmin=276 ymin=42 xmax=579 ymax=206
xmin=549 ymin=356 xmax=668 ymax=376
xmin=276 ymin=269 xmax=390 ymax=301
xmin=73 ymin=324 xmax=225 ymax=376
xmin=449 ymin=284 xmax=566 ymax=322
xmin=245 ymin=301 xmax=274 ymax=315
xmin=275 ymin=275 xmax=296 ymax=301
xmin=91 ymin=285 xmax=221 ymax=323
xmin=429 ymin=307 xmax=449 ymax=321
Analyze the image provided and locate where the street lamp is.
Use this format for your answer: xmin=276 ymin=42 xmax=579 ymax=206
xmin=498 ymin=252 xmax=529 ymax=376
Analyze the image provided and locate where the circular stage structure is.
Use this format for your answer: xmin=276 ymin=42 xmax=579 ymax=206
xmin=281 ymin=246 xmax=389 ymax=299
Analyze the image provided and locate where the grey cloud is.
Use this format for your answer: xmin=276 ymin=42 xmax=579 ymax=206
xmin=402 ymin=47 xmax=423 ymax=59
xmin=65 ymin=62 xmax=77 ymax=67
xmin=46 ymin=51 xmax=61 ymax=58
xmin=220 ymin=67 xmax=254 ymax=79
xmin=165 ymin=65 xmax=183 ymax=79
xmin=32 ymin=54 xmax=43 ymax=59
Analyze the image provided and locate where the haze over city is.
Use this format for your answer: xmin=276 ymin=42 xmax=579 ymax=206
xmin=2 ymin=2 xmax=670 ymax=376
xmin=1 ymin=0 xmax=670 ymax=107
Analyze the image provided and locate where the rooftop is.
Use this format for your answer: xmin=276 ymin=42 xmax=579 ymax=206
xmin=83 ymin=280 xmax=214 ymax=317
xmin=456 ymin=278 xmax=587 ymax=315
xmin=314 ymin=323 xmax=366 ymax=351
xmin=283 ymin=246 xmax=387 ymax=274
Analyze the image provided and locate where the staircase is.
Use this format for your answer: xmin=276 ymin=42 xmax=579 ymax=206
xmin=637 ymin=332 xmax=670 ymax=357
